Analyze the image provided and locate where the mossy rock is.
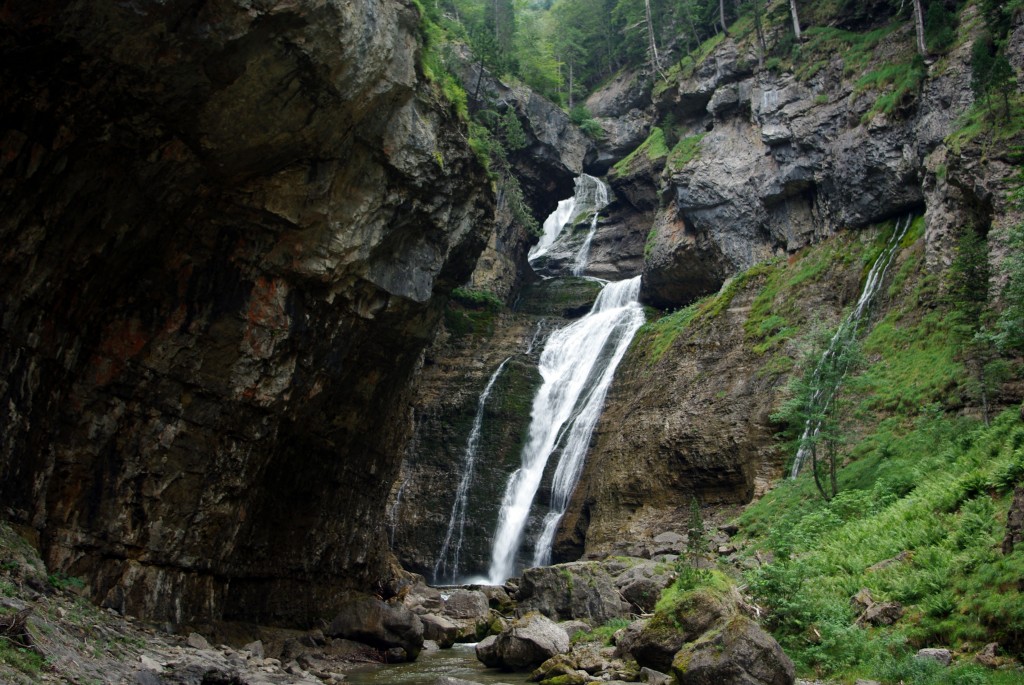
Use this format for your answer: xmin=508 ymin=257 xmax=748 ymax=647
xmin=671 ymin=615 xmax=795 ymax=685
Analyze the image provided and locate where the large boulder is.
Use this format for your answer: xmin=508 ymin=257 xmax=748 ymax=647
xmin=671 ymin=615 xmax=795 ymax=685
xmin=326 ymin=593 xmax=424 ymax=660
xmin=420 ymin=613 xmax=460 ymax=649
xmin=477 ymin=612 xmax=571 ymax=670
xmin=629 ymin=588 xmax=729 ymax=672
xmin=517 ymin=562 xmax=630 ymax=624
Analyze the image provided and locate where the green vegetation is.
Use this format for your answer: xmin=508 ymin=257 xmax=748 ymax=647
xmin=611 ymin=127 xmax=668 ymax=176
xmin=666 ymin=133 xmax=706 ymax=170
xmin=854 ymin=57 xmax=927 ymax=123
xmin=445 ymin=287 xmax=504 ymax=338
xmin=0 ymin=635 xmax=45 ymax=675
xmin=572 ymin=617 xmax=632 ymax=645
xmin=451 ymin=287 xmax=504 ymax=311
xmin=739 ymin=409 xmax=1024 ymax=681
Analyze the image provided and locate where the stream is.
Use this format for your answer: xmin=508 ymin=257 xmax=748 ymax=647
xmin=343 ymin=644 xmax=531 ymax=685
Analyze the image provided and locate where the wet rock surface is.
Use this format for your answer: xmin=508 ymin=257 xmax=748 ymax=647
xmin=0 ymin=0 xmax=492 ymax=625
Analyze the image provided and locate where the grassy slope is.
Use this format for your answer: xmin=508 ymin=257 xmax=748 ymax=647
xmin=636 ymin=218 xmax=1023 ymax=683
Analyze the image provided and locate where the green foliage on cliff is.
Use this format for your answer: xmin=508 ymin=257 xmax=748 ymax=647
xmin=611 ymin=127 xmax=668 ymax=176
xmin=446 ymin=288 xmax=504 ymax=338
xmin=666 ymin=133 xmax=706 ymax=170
xmin=726 ymin=208 xmax=1024 ymax=681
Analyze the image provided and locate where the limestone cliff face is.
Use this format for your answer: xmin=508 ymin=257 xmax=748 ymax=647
xmin=0 ymin=0 xmax=492 ymax=626
xmin=631 ymin=20 xmax=986 ymax=309
xmin=555 ymin=8 xmax=1024 ymax=558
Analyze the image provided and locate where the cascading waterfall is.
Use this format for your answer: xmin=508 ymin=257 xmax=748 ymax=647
xmin=790 ymin=216 xmax=912 ymax=478
xmin=487 ymin=276 xmax=644 ymax=583
xmin=433 ymin=357 xmax=511 ymax=583
xmin=529 ymin=196 xmax=577 ymax=262
xmin=571 ymin=180 xmax=609 ymax=276
xmin=529 ymin=173 xmax=607 ymax=262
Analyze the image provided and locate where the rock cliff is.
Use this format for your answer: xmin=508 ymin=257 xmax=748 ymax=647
xmin=555 ymin=6 xmax=1024 ymax=558
xmin=0 ymin=0 xmax=492 ymax=626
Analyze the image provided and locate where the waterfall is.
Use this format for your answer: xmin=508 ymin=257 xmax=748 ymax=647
xmin=571 ymin=180 xmax=609 ymax=277
xmin=529 ymin=196 xmax=577 ymax=262
xmin=790 ymin=217 xmax=912 ymax=478
xmin=387 ymin=476 xmax=408 ymax=548
xmin=433 ymin=357 xmax=511 ymax=583
xmin=529 ymin=173 xmax=608 ymax=263
xmin=486 ymin=276 xmax=644 ymax=583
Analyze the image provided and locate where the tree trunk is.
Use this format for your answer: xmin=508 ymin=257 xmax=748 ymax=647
xmin=644 ymin=0 xmax=666 ymax=79
xmin=789 ymin=0 xmax=802 ymax=42
xmin=567 ymin=60 xmax=574 ymax=109
xmin=912 ymin=0 xmax=927 ymax=55
xmin=752 ymin=0 xmax=766 ymax=69
xmin=811 ymin=444 xmax=831 ymax=501
xmin=719 ymin=0 xmax=729 ymax=36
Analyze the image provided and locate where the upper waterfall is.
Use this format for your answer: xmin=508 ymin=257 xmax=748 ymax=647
xmin=529 ymin=173 xmax=609 ymax=263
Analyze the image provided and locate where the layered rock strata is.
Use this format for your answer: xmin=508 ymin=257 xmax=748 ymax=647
xmin=0 ymin=0 xmax=492 ymax=625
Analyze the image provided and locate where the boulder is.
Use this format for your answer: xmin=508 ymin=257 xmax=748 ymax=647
xmin=443 ymin=589 xmax=491 ymax=622
xmin=857 ymin=601 xmax=904 ymax=627
xmin=916 ymin=648 xmax=952 ymax=667
xmin=326 ymin=593 xmax=424 ymax=660
xmin=559 ymin=620 xmax=594 ymax=641
xmin=640 ymin=667 xmax=671 ymax=685
xmin=630 ymin=588 xmax=729 ymax=672
xmin=517 ymin=562 xmax=630 ymax=624
xmin=615 ymin=562 xmax=676 ymax=613
xmin=476 ymin=635 xmax=501 ymax=668
xmin=479 ymin=612 xmax=571 ymax=670
xmin=671 ymin=615 xmax=795 ymax=685
xmin=975 ymin=642 xmax=1002 ymax=668
xmin=186 ymin=633 xmax=210 ymax=650
xmin=420 ymin=613 xmax=460 ymax=648
xmin=613 ymin=619 xmax=648 ymax=659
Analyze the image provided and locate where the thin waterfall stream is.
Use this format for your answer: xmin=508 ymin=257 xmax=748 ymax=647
xmin=790 ymin=217 xmax=911 ymax=477
xmin=571 ymin=180 xmax=608 ymax=276
xmin=433 ymin=357 xmax=511 ymax=583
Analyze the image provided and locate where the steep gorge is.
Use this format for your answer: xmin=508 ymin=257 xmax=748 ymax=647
xmin=2 ymin=5 xmax=1023 ymax=681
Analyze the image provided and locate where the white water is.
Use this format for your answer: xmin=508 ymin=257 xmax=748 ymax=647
xmin=529 ymin=196 xmax=576 ymax=261
xmin=790 ymin=216 xmax=912 ymax=478
xmin=487 ymin=276 xmax=644 ymax=583
xmin=571 ymin=180 xmax=609 ymax=276
xmin=529 ymin=174 xmax=608 ymax=263
xmin=433 ymin=357 xmax=511 ymax=583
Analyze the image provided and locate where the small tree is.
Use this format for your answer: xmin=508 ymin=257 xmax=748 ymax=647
xmin=775 ymin=327 xmax=863 ymax=501
xmin=947 ymin=227 xmax=997 ymax=424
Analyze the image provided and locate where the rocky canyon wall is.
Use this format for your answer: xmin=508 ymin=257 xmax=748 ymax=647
xmin=0 ymin=0 xmax=493 ymax=626
xmin=557 ymin=6 xmax=1024 ymax=558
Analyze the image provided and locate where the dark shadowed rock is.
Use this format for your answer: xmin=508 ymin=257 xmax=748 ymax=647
xmin=326 ymin=594 xmax=424 ymax=660
xmin=0 ymin=0 xmax=492 ymax=626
